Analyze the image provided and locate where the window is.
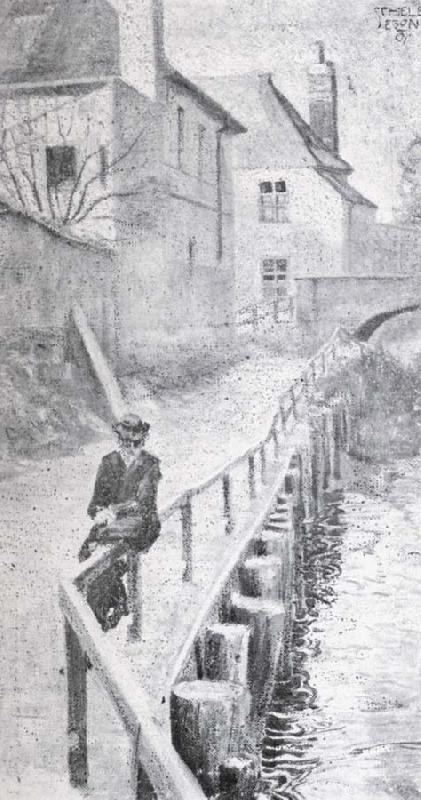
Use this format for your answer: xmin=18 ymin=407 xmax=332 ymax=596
xmin=197 ymin=124 xmax=206 ymax=180
xmin=262 ymin=258 xmax=288 ymax=295
xmin=46 ymin=145 xmax=76 ymax=188
xmin=259 ymin=179 xmax=289 ymax=223
xmin=188 ymin=236 xmax=197 ymax=273
xmin=99 ymin=146 xmax=109 ymax=185
xmin=275 ymin=180 xmax=289 ymax=222
xmin=177 ymin=106 xmax=185 ymax=169
xmin=259 ymin=181 xmax=274 ymax=223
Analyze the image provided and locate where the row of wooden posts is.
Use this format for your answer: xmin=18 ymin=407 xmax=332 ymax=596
xmin=168 ymin=397 xmax=352 ymax=797
xmin=123 ymin=328 xmax=358 ymax=642
xmin=61 ymin=325 xmax=363 ymax=798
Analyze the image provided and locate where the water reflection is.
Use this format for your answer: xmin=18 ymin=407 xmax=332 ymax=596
xmin=261 ymin=490 xmax=347 ymax=800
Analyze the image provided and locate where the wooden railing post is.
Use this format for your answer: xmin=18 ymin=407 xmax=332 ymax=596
xmin=131 ymin=732 xmax=157 ymax=800
xmin=127 ymin=551 xmax=143 ymax=642
xmin=252 ymin=305 xmax=258 ymax=333
xmin=222 ymin=473 xmax=233 ymax=535
xmin=311 ymin=359 xmax=317 ymax=388
xmin=260 ymin=444 xmax=267 ymax=485
xmin=65 ymin=619 xmax=88 ymax=788
xmin=248 ymin=454 xmax=256 ymax=499
xmin=182 ymin=495 xmax=193 ymax=582
xmin=290 ymin=386 xmax=297 ymax=419
xmin=280 ymin=401 xmax=287 ymax=434
xmin=302 ymin=372 xmax=310 ymax=406
xmin=272 ymin=427 xmax=279 ymax=460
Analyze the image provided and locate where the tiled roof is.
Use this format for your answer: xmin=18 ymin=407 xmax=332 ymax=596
xmin=267 ymin=75 xmax=352 ymax=173
xmin=0 ymin=0 xmax=119 ymax=84
xmin=197 ymin=71 xmax=376 ymax=208
xmin=320 ymin=171 xmax=377 ymax=208
xmin=165 ymin=69 xmax=247 ymax=134
xmin=194 ymin=73 xmax=272 ymax=132
xmin=0 ymin=0 xmax=245 ymax=135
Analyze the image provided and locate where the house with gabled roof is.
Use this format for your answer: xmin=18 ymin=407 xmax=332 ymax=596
xmin=0 ymin=0 xmax=246 ymax=362
xmin=199 ymin=45 xmax=377 ymax=315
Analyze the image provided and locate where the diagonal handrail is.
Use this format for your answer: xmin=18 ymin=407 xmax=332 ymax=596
xmin=70 ymin=326 xmax=359 ymax=591
xmin=60 ymin=324 xmax=364 ymax=799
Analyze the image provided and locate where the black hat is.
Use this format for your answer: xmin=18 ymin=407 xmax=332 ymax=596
xmin=112 ymin=413 xmax=150 ymax=442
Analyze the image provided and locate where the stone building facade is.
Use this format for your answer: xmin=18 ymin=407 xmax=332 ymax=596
xmin=0 ymin=0 xmax=245 ymax=362
xmin=200 ymin=48 xmax=377 ymax=314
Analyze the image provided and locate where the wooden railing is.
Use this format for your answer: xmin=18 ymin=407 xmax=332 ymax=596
xmin=237 ymin=295 xmax=295 ymax=329
xmin=60 ymin=325 xmax=365 ymax=798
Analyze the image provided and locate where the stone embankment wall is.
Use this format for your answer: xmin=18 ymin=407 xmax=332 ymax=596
xmin=0 ymin=210 xmax=117 ymax=361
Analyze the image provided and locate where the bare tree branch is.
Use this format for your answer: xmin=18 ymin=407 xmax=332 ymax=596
xmin=71 ymin=190 xmax=143 ymax=226
xmin=63 ymin=146 xmax=106 ymax=223
xmin=107 ymin=131 xmax=142 ymax=174
xmin=0 ymin=150 xmax=27 ymax=210
xmin=19 ymin=162 xmax=43 ymax=213
xmin=0 ymin=97 xmax=148 ymax=236
xmin=66 ymin=131 xmax=144 ymax=224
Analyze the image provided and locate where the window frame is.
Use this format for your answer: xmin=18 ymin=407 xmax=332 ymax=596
xmin=46 ymin=145 xmax=77 ymax=189
xmin=275 ymin=179 xmax=289 ymax=223
xmin=197 ymin=123 xmax=206 ymax=181
xmin=176 ymin=105 xmax=185 ymax=170
xmin=99 ymin=145 xmax=109 ymax=186
xmin=259 ymin=179 xmax=289 ymax=223
xmin=188 ymin=235 xmax=197 ymax=274
xmin=259 ymin=181 xmax=275 ymax=223
xmin=262 ymin=258 xmax=288 ymax=296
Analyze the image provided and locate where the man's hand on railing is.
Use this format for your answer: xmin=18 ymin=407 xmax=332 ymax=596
xmin=95 ymin=507 xmax=117 ymax=526
xmin=78 ymin=507 xmax=115 ymax=562
xmin=78 ymin=521 xmax=107 ymax=562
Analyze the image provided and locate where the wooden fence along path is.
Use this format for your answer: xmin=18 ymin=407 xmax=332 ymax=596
xmin=59 ymin=326 xmax=367 ymax=799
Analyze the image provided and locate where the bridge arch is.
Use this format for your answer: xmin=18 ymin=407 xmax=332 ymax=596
xmin=354 ymin=304 xmax=420 ymax=341
xmin=294 ymin=275 xmax=421 ymax=345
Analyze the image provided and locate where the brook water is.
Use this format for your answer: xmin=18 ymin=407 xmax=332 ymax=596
xmin=261 ymin=456 xmax=421 ymax=800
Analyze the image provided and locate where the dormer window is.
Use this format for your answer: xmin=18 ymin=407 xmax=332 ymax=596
xmin=259 ymin=180 xmax=289 ymax=223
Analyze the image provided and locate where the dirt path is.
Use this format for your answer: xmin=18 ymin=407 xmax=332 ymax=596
xmin=0 ymin=349 xmax=303 ymax=798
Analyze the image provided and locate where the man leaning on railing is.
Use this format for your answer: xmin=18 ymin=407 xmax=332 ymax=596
xmin=78 ymin=414 xmax=162 ymax=632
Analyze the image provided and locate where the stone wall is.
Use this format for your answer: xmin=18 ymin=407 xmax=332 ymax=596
xmin=349 ymin=215 xmax=421 ymax=275
xmin=294 ymin=274 xmax=420 ymax=344
xmin=0 ymin=209 xmax=118 ymax=360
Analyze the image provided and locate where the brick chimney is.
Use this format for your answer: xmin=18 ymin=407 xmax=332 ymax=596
xmin=109 ymin=0 xmax=167 ymax=99
xmin=307 ymin=41 xmax=339 ymax=154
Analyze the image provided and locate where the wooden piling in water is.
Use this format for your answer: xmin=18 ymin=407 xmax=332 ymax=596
xmin=219 ymin=757 xmax=258 ymax=800
xmin=230 ymin=593 xmax=285 ymax=717
xmin=204 ymin=624 xmax=250 ymax=686
xmin=171 ymin=681 xmax=251 ymax=795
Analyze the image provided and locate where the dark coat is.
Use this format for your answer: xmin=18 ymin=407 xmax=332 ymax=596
xmin=81 ymin=449 xmax=162 ymax=632
xmin=87 ymin=449 xmax=162 ymax=552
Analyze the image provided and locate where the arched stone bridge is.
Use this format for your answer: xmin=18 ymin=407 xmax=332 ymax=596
xmin=294 ymin=274 xmax=421 ymax=343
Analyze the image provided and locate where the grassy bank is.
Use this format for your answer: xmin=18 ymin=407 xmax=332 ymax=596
xmin=0 ymin=330 xmax=108 ymax=460
xmin=320 ymin=346 xmax=421 ymax=463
